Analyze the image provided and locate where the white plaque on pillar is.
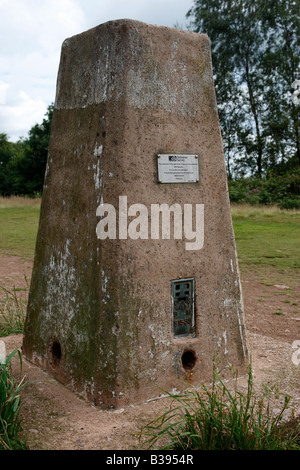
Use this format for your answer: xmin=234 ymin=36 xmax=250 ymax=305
xmin=157 ymin=154 xmax=199 ymax=183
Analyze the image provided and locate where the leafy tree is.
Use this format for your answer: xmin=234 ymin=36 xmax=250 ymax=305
xmin=0 ymin=134 xmax=25 ymax=195
xmin=260 ymin=0 xmax=300 ymax=169
xmin=0 ymin=104 xmax=53 ymax=196
xmin=18 ymin=103 xmax=54 ymax=195
xmin=0 ymin=133 xmax=13 ymax=195
xmin=187 ymin=0 xmax=266 ymax=176
xmin=187 ymin=0 xmax=300 ymax=177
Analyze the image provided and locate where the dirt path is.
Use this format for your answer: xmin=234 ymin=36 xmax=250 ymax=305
xmin=1 ymin=255 xmax=299 ymax=450
xmin=0 ymin=254 xmax=32 ymax=290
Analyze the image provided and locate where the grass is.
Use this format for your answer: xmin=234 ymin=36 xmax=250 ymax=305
xmin=139 ymin=204 xmax=300 ymax=450
xmin=0 ymin=197 xmax=40 ymax=259
xmin=1 ymin=198 xmax=298 ymax=266
xmin=0 ymin=349 xmax=28 ymax=450
xmin=231 ymin=203 xmax=300 ymax=269
xmin=140 ymin=362 xmax=300 ymax=450
xmin=0 ymin=282 xmax=28 ymax=337
xmin=0 ymin=198 xmax=299 ymax=449
xmin=0 ymin=198 xmax=299 ymax=268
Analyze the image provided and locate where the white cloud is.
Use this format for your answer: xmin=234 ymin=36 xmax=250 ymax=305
xmin=0 ymin=81 xmax=9 ymax=105
xmin=0 ymin=90 xmax=46 ymax=141
xmin=0 ymin=0 xmax=85 ymax=56
xmin=0 ymin=0 xmax=86 ymax=140
xmin=77 ymin=0 xmax=191 ymax=29
xmin=0 ymin=0 xmax=193 ymax=141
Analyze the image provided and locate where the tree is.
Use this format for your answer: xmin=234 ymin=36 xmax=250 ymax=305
xmin=0 ymin=134 xmax=25 ymax=195
xmin=187 ymin=0 xmax=266 ymax=176
xmin=260 ymin=0 xmax=300 ymax=169
xmin=187 ymin=0 xmax=300 ymax=177
xmin=0 ymin=133 xmax=13 ymax=195
xmin=18 ymin=103 xmax=54 ymax=195
xmin=0 ymin=104 xmax=53 ymax=196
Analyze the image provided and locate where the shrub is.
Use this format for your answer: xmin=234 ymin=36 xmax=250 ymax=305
xmin=228 ymin=169 xmax=300 ymax=208
xmin=279 ymin=198 xmax=300 ymax=210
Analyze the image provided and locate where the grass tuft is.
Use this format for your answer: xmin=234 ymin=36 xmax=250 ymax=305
xmin=140 ymin=361 xmax=299 ymax=450
xmin=0 ymin=349 xmax=28 ymax=450
xmin=0 ymin=280 xmax=28 ymax=336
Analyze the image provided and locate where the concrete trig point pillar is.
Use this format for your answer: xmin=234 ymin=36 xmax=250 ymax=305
xmin=23 ymin=19 xmax=248 ymax=409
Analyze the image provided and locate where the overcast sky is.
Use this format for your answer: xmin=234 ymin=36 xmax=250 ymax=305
xmin=0 ymin=0 xmax=194 ymax=142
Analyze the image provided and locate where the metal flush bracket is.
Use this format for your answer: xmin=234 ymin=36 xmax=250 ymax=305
xmin=171 ymin=278 xmax=195 ymax=338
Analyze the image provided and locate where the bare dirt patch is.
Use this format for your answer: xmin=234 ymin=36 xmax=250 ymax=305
xmin=0 ymin=254 xmax=32 ymax=290
xmin=1 ymin=255 xmax=299 ymax=450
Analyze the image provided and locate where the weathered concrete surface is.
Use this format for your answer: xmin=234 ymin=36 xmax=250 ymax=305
xmin=22 ymin=19 xmax=248 ymax=409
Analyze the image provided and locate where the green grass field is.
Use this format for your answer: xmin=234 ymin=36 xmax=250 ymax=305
xmin=231 ymin=203 xmax=300 ymax=270
xmin=0 ymin=197 xmax=40 ymax=259
xmin=0 ymin=198 xmax=299 ymax=270
xmin=0 ymin=197 xmax=299 ymax=450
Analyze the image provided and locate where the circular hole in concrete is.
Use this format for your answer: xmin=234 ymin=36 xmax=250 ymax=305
xmin=181 ymin=349 xmax=197 ymax=370
xmin=50 ymin=341 xmax=62 ymax=366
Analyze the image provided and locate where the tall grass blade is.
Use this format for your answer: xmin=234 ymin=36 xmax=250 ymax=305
xmin=0 ymin=348 xmax=28 ymax=450
xmin=140 ymin=362 xmax=297 ymax=450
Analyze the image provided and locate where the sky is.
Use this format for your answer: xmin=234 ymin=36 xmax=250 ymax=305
xmin=0 ymin=0 xmax=194 ymax=142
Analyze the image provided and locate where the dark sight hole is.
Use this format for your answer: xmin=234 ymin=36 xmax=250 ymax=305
xmin=51 ymin=341 xmax=62 ymax=365
xmin=181 ymin=349 xmax=196 ymax=371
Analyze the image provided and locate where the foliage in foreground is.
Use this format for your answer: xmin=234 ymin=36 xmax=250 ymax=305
xmin=140 ymin=362 xmax=300 ymax=450
xmin=0 ymin=349 xmax=28 ymax=450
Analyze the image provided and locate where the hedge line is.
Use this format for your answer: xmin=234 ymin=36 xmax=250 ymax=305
xmin=228 ymin=170 xmax=300 ymax=209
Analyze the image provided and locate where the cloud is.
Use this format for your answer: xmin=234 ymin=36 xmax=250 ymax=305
xmin=0 ymin=84 xmax=48 ymax=142
xmin=0 ymin=90 xmax=46 ymax=141
xmin=0 ymin=0 xmax=85 ymax=56
xmin=0 ymin=0 xmax=193 ymax=141
xmin=0 ymin=81 xmax=9 ymax=105
xmin=77 ymin=0 xmax=192 ymax=31
xmin=0 ymin=0 xmax=86 ymax=140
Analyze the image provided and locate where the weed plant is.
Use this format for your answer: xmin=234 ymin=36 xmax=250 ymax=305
xmin=0 ymin=349 xmax=28 ymax=450
xmin=0 ymin=281 xmax=28 ymax=336
xmin=141 ymin=362 xmax=299 ymax=450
